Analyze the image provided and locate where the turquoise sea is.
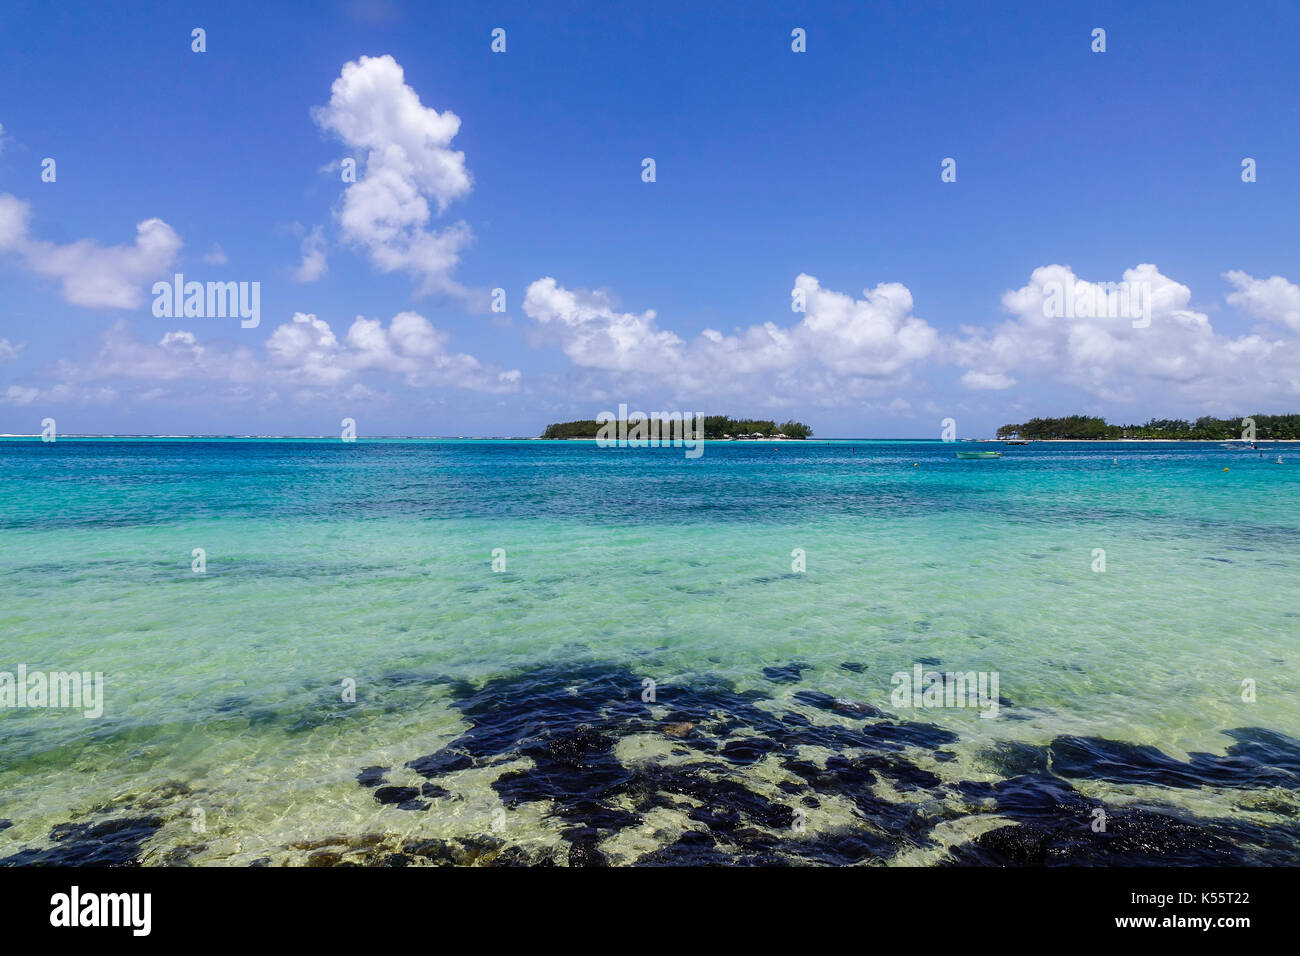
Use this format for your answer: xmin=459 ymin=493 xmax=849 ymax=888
xmin=2 ymin=438 xmax=1298 ymax=866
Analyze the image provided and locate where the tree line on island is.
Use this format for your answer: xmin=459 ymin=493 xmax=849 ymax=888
xmin=542 ymin=416 xmax=813 ymax=440
xmin=997 ymin=414 xmax=1300 ymax=440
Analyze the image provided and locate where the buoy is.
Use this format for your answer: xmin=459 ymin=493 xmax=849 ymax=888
xmin=1224 ymin=467 xmax=1230 ymax=472
xmin=913 ymin=462 xmax=918 ymax=467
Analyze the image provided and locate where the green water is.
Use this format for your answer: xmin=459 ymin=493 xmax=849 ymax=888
xmin=1 ymin=439 xmax=1297 ymax=865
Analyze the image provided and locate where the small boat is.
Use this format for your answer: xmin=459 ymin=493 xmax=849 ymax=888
xmin=1004 ymin=439 xmax=1029 ymax=445
xmin=956 ymin=451 xmax=1002 ymax=459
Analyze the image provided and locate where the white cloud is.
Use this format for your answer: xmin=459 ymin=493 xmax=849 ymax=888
xmin=0 ymin=338 xmax=21 ymax=362
xmin=202 ymin=244 xmax=229 ymax=265
xmin=522 ymin=273 xmax=940 ymax=403
xmin=291 ymin=225 xmax=327 ymax=282
xmin=522 ymin=265 xmax=1300 ymax=415
xmin=792 ymin=274 xmax=940 ymax=377
xmin=50 ymin=320 xmax=258 ymax=386
xmin=28 ymin=310 xmax=520 ymax=404
xmin=949 ymin=263 xmax=1300 ymax=409
xmin=1224 ymin=270 xmax=1300 ymax=332
xmin=2 ymin=384 xmax=38 ymax=406
xmin=268 ymin=310 xmax=518 ymax=391
xmin=265 ymin=312 xmax=346 ymax=386
xmin=523 ymin=277 xmax=684 ymax=372
xmin=961 ymin=370 xmax=1016 ymax=390
xmin=0 ymin=193 xmax=181 ymax=309
xmin=312 ymin=55 xmax=472 ymax=296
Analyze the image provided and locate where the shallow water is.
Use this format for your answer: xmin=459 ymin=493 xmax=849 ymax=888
xmin=1 ymin=438 xmax=1298 ymax=865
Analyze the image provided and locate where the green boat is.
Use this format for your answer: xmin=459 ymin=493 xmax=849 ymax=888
xmin=956 ymin=451 xmax=1003 ymax=459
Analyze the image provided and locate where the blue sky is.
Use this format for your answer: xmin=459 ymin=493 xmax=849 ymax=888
xmin=1 ymin=0 xmax=1299 ymax=437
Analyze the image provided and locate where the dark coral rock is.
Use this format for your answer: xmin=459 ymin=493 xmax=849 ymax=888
xmin=763 ymin=663 xmax=810 ymax=683
xmin=1048 ymin=729 xmax=1300 ymax=791
xmin=1 ymin=815 xmax=163 ymax=867
xmin=720 ymin=736 xmax=782 ymax=765
xmin=356 ymin=765 xmax=388 ymax=788
xmin=339 ymin=660 xmax=1300 ymax=866
xmin=791 ymin=690 xmax=884 ymax=720
xmin=961 ymin=823 xmax=1052 ymax=865
xmin=568 ymin=839 xmax=607 ymax=867
xmin=947 ymin=808 xmax=1250 ymax=867
xmin=373 ymin=786 xmax=428 ymax=811
xmin=406 ymin=751 xmax=473 ymax=778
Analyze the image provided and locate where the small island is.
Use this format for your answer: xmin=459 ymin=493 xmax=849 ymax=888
xmin=542 ymin=415 xmax=813 ymax=440
xmin=997 ymin=414 xmax=1300 ymax=441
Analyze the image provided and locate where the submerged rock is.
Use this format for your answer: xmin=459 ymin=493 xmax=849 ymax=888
xmin=1 ymin=815 xmax=164 ymax=867
xmin=356 ymin=766 xmax=388 ymax=788
xmin=763 ymin=663 xmax=811 ymax=683
xmin=372 ymin=786 xmax=428 ymax=811
xmin=270 ymin=660 xmax=1300 ymax=866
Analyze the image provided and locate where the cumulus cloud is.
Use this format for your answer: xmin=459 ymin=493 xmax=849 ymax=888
xmin=291 ymin=225 xmax=328 ymax=282
xmin=17 ymin=261 xmax=1300 ymax=419
xmin=523 ymin=278 xmax=684 ymax=372
xmin=0 ymin=193 xmax=181 ymax=308
xmin=792 ymin=274 xmax=940 ymax=377
xmin=28 ymin=311 xmax=519 ymax=405
xmin=1224 ymin=270 xmax=1300 ymax=333
xmin=522 ymin=273 xmax=940 ymax=403
xmin=522 ymin=265 xmax=1300 ymax=415
xmin=268 ymin=310 xmax=518 ymax=391
xmin=949 ymin=263 xmax=1299 ymax=408
xmin=312 ymin=55 xmax=472 ymax=296
xmin=266 ymin=313 xmax=344 ymax=385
